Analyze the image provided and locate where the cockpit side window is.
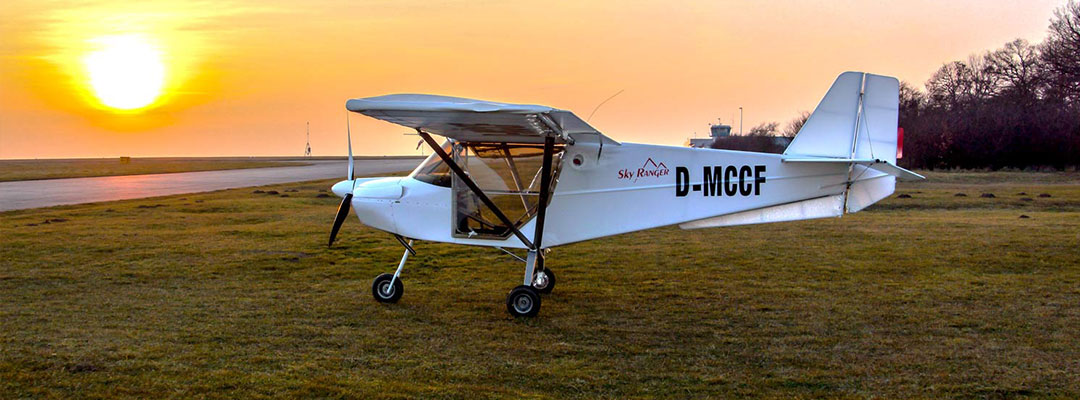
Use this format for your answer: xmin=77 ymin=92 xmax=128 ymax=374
xmin=452 ymin=142 xmax=564 ymax=239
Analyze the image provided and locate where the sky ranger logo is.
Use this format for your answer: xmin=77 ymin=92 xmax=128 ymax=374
xmin=618 ymin=158 xmax=670 ymax=182
xmin=675 ymin=165 xmax=767 ymax=197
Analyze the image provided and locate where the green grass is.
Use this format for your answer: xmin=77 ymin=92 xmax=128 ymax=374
xmin=913 ymin=170 xmax=1080 ymax=185
xmin=0 ymin=158 xmax=313 ymax=182
xmin=1 ymin=171 xmax=1078 ymax=398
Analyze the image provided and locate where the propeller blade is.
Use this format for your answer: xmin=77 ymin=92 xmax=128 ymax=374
xmin=346 ymin=113 xmax=354 ymax=182
xmin=328 ymin=193 xmax=353 ymax=247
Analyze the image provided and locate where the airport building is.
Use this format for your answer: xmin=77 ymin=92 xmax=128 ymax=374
xmin=685 ymin=122 xmax=732 ymax=148
xmin=685 ymin=120 xmax=793 ymax=153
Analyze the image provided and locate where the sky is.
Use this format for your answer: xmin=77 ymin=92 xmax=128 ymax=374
xmin=0 ymin=0 xmax=1068 ymax=159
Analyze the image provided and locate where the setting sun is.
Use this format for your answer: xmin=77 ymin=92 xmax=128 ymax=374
xmin=83 ymin=35 xmax=166 ymax=111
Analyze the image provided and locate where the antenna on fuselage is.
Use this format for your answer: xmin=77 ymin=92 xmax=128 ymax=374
xmin=588 ymin=89 xmax=624 ymax=161
xmin=587 ymin=89 xmax=625 ymax=123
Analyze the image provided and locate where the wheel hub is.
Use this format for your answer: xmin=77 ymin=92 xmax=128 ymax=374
xmin=532 ymin=271 xmax=549 ymax=289
xmin=514 ymin=295 xmax=533 ymax=313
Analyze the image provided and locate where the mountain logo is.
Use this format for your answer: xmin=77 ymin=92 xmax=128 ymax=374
xmin=617 ymin=157 xmax=670 ymax=182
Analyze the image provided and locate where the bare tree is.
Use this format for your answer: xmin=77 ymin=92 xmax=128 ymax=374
xmin=898 ymin=81 xmax=925 ymax=113
xmin=926 ymin=61 xmax=973 ymax=110
xmin=987 ymin=39 xmax=1044 ymax=100
xmin=926 ymin=56 xmax=999 ymax=109
xmin=1042 ymin=0 xmax=1080 ymax=102
xmin=747 ymin=122 xmax=779 ymax=137
xmin=967 ymin=53 xmax=1002 ymax=99
xmin=782 ymin=111 xmax=810 ymax=137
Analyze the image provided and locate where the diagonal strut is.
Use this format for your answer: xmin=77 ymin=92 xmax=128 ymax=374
xmin=416 ymin=129 xmax=535 ymax=250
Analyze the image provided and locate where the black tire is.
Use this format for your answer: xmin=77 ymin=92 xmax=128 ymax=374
xmin=506 ymin=285 xmax=541 ymax=317
xmin=372 ymin=273 xmax=403 ymax=303
xmin=532 ymin=268 xmax=556 ymax=294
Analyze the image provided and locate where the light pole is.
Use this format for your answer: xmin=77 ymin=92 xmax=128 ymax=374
xmin=738 ymin=107 xmax=743 ymax=135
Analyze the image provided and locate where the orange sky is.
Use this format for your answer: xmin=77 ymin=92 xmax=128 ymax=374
xmin=0 ymin=0 xmax=1066 ymax=159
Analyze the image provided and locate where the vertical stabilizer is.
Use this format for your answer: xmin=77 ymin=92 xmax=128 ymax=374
xmin=782 ymin=71 xmax=902 ymax=213
xmin=784 ymin=72 xmax=900 ymax=163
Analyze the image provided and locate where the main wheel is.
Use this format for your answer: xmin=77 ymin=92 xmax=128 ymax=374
xmin=532 ymin=268 xmax=556 ymax=294
xmin=372 ymin=273 xmax=403 ymax=303
xmin=506 ymin=285 xmax=541 ymax=317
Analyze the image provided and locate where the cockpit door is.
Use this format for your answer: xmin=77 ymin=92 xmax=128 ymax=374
xmin=451 ymin=142 xmax=564 ymax=239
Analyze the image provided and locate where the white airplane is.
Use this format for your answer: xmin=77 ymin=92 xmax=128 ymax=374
xmin=328 ymin=71 xmax=924 ymax=317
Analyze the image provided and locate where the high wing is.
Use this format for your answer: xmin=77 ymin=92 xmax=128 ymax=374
xmin=346 ymin=94 xmax=618 ymax=145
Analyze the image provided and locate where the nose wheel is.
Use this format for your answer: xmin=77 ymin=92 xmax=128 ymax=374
xmin=372 ymin=273 xmax=403 ymax=303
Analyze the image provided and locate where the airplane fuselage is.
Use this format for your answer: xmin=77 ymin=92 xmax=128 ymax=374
xmin=334 ymin=141 xmax=874 ymax=249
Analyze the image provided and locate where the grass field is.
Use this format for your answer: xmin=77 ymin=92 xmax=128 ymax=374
xmin=2 ymin=171 xmax=1078 ymax=398
xmin=0 ymin=157 xmax=314 ymax=182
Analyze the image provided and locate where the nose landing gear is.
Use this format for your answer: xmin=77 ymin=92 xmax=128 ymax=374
xmin=372 ymin=273 xmax=403 ymax=303
xmin=371 ymin=236 xmax=413 ymax=304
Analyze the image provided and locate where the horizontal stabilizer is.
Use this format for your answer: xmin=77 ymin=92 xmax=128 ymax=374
xmin=782 ymin=157 xmax=924 ymax=181
xmin=865 ymin=161 xmax=924 ymax=181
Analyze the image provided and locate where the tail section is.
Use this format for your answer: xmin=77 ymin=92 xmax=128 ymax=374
xmin=784 ymin=71 xmax=900 ymax=163
xmin=680 ymin=71 xmax=922 ymax=231
xmin=782 ymin=71 xmax=921 ymax=213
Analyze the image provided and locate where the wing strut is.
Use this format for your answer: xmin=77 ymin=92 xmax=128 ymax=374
xmin=531 ymin=135 xmax=556 ymax=270
xmin=416 ymin=129 xmax=536 ymax=250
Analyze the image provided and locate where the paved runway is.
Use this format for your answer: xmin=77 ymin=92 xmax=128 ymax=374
xmin=0 ymin=159 xmax=420 ymax=212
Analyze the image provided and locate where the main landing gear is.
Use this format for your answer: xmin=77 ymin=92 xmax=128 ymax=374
xmin=371 ymin=240 xmax=557 ymax=317
xmin=504 ymin=249 xmax=555 ymax=318
xmin=532 ymin=268 xmax=555 ymax=294
xmin=380 ymin=132 xmax=560 ymax=317
xmin=507 ymin=285 xmax=540 ymax=317
xmin=505 ymin=266 xmax=554 ymax=317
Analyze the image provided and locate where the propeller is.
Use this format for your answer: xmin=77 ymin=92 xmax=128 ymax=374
xmin=329 ymin=113 xmax=357 ymax=248
xmin=328 ymin=193 xmax=352 ymax=247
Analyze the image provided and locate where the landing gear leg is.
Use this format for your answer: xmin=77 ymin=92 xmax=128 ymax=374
xmin=507 ymin=136 xmax=557 ymax=318
xmin=523 ymin=250 xmax=539 ymax=286
xmin=372 ymin=239 xmax=412 ymax=303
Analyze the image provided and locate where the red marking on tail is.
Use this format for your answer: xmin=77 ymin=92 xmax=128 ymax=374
xmin=896 ymin=127 xmax=904 ymax=159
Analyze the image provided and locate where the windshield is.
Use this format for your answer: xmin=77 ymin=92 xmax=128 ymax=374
xmin=410 ymin=140 xmax=456 ymax=187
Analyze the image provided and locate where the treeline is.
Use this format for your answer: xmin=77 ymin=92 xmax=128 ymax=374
xmin=899 ymin=1 xmax=1080 ymax=170
xmin=714 ymin=2 xmax=1080 ymax=169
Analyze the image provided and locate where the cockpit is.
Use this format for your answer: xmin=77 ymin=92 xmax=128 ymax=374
xmin=411 ymin=140 xmax=565 ymax=239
